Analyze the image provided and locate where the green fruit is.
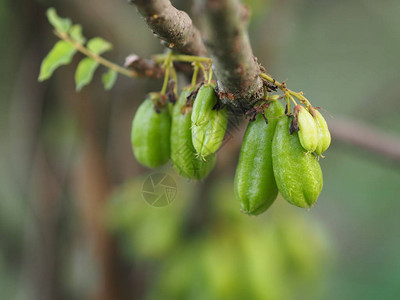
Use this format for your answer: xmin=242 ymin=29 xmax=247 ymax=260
xmin=191 ymin=84 xmax=228 ymax=158
xmin=192 ymin=109 xmax=228 ymax=158
xmin=311 ymin=108 xmax=331 ymax=156
xmin=295 ymin=105 xmax=318 ymax=152
xmin=234 ymin=100 xmax=285 ymax=215
xmin=272 ymin=115 xmax=323 ymax=208
xmin=191 ymin=84 xmax=217 ymax=126
xmin=171 ymin=87 xmax=216 ymax=180
xmin=131 ymin=94 xmax=171 ymax=168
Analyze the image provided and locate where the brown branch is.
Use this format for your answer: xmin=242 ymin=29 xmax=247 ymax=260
xmin=329 ymin=117 xmax=400 ymax=162
xmin=129 ymin=0 xmax=207 ymax=56
xmin=124 ymin=54 xmax=165 ymax=78
xmin=198 ymin=0 xmax=264 ymax=112
xmin=124 ymin=53 xmax=195 ymax=78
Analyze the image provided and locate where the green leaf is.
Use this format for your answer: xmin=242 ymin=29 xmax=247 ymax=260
xmin=75 ymin=58 xmax=99 ymax=91
xmin=46 ymin=8 xmax=71 ymax=33
xmin=38 ymin=40 xmax=77 ymax=81
xmin=102 ymin=69 xmax=118 ymax=90
xmin=87 ymin=37 xmax=113 ymax=55
xmin=69 ymin=24 xmax=86 ymax=44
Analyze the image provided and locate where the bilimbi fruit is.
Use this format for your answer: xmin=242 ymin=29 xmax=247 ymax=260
xmin=234 ymin=100 xmax=284 ymax=215
xmin=191 ymin=84 xmax=228 ymax=159
xmin=294 ymin=105 xmax=318 ymax=152
xmin=309 ymin=107 xmax=331 ymax=156
xmin=233 ymin=97 xmax=331 ymax=212
xmin=131 ymin=93 xmax=171 ymax=168
xmin=170 ymin=87 xmax=216 ymax=180
xmin=272 ymin=115 xmax=323 ymax=208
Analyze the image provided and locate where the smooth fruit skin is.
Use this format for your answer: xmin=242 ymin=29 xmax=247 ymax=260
xmin=234 ymin=101 xmax=285 ymax=215
xmin=192 ymin=108 xmax=228 ymax=157
xmin=191 ymin=84 xmax=228 ymax=158
xmin=312 ymin=109 xmax=331 ymax=156
xmin=296 ymin=105 xmax=319 ymax=152
xmin=171 ymin=88 xmax=216 ymax=180
xmin=191 ymin=84 xmax=216 ymax=127
xmin=272 ymin=116 xmax=323 ymax=208
xmin=131 ymin=97 xmax=171 ymax=168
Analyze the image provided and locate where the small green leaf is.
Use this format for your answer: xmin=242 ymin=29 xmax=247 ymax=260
xmin=46 ymin=8 xmax=71 ymax=33
xmin=69 ymin=24 xmax=86 ymax=44
xmin=87 ymin=37 xmax=113 ymax=55
xmin=102 ymin=69 xmax=118 ymax=90
xmin=75 ymin=58 xmax=99 ymax=91
xmin=39 ymin=40 xmax=77 ymax=81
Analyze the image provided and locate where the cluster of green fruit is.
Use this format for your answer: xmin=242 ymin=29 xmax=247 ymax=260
xmin=131 ymin=83 xmax=331 ymax=215
xmin=235 ymin=100 xmax=330 ymax=215
xmin=131 ymin=83 xmax=225 ymax=180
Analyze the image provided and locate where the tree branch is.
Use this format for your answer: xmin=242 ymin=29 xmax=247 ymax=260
xmin=129 ymin=0 xmax=207 ymax=56
xmin=329 ymin=117 xmax=400 ymax=162
xmin=198 ymin=0 xmax=264 ymax=112
xmin=124 ymin=54 xmax=165 ymax=78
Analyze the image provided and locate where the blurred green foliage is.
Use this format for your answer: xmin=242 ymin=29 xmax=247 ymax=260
xmin=106 ymin=175 xmax=330 ymax=299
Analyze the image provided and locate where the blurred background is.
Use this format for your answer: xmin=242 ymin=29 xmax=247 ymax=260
xmin=1 ymin=0 xmax=400 ymax=299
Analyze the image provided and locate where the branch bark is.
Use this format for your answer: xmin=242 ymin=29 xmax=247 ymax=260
xmin=129 ymin=0 xmax=207 ymax=56
xmin=197 ymin=0 xmax=264 ymax=112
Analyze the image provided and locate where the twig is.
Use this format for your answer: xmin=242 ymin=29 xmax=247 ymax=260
xmin=329 ymin=117 xmax=400 ymax=162
xmin=129 ymin=0 xmax=207 ymax=56
xmin=260 ymin=72 xmax=311 ymax=107
xmin=124 ymin=54 xmax=165 ymax=78
xmin=55 ymin=31 xmax=137 ymax=78
xmin=153 ymin=53 xmax=211 ymax=64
